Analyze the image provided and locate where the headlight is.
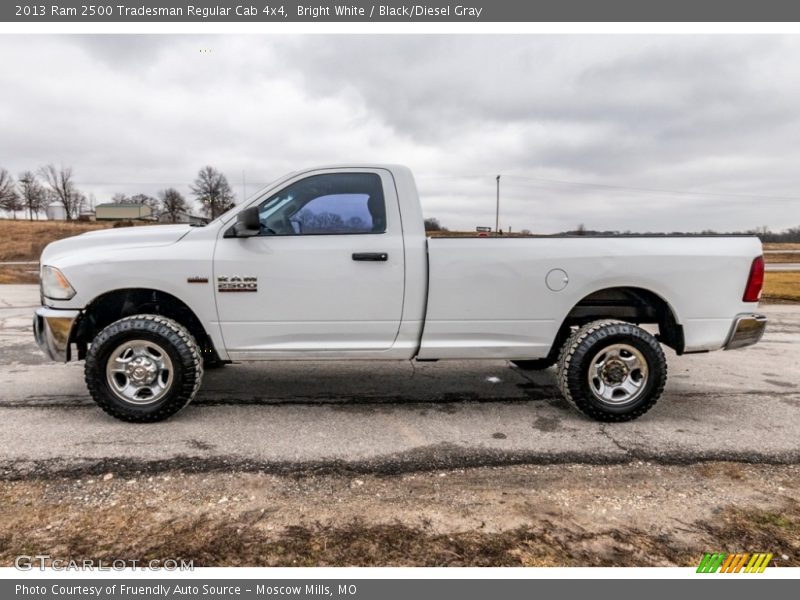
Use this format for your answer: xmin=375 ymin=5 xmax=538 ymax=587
xmin=40 ymin=266 xmax=76 ymax=300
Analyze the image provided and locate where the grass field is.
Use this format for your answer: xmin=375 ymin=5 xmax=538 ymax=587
xmin=763 ymin=271 xmax=800 ymax=302
xmin=0 ymin=220 xmax=114 ymax=284
xmin=764 ymin=253 xmax=800 ymax=263
xmin=764 ymin=242 xmax=800 ymax=264
xmin=764 ymin=242 xmax=800 ymax=251
xmin=756 ymin=243 xmax=799 ymax=301
xmin=0 ymin=220 xmax=110 ymax=262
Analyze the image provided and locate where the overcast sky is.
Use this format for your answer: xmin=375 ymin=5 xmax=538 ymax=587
xmin=1 ymin=34 xmax=799 ymax=233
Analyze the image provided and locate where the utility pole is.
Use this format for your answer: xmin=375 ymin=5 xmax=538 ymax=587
xmin=495 ymin=174 xmax=501 ymax=234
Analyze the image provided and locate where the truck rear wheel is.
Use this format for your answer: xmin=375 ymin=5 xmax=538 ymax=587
xmin=85 ymin=315 xmax=203 ymax=423
xmin=556 ymin=320 xmax=666 ymax=422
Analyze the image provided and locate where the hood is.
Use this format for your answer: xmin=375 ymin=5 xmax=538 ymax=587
xmin=40 ymin=224 xmax=193 ymax=266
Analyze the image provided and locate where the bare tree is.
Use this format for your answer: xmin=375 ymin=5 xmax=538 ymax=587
xmin=128 ymin=193 xmax=159 ymax=216
xmin=753 ymin=225 xmax=770 ymax=237
xmin=17 ymin=171 xmax=47 ymax=220
xmin=73 ymin=191 xmax=88 ymax=217
xmin=0 ymin=169 xmax=24 ymax=219
xmin=424 ymin=217 xmax=447 ymax=232
xmin=191 ymin=166 xmax=235 ymax=219
xmin=39 ymin=164 xmax=82 ymax=220
xmin=159 ymin=188 xmax=189 ymax=223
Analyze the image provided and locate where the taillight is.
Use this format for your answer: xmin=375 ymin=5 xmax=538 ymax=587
xmin=743 ymin=256 xmax=764 ymax=302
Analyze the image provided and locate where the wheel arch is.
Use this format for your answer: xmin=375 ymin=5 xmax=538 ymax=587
xmin=71 ymin=287 xmax=221 ymax=363
xmin=556 ymin=286 xmax=685 ymax=354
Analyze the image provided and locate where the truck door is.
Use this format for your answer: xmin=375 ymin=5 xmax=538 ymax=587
xmin=213 ymin=169 xmax=405 ymax=358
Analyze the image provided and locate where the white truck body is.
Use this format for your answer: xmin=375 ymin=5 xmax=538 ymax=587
xmin=33 ymin=165 xmax=767 ymax=422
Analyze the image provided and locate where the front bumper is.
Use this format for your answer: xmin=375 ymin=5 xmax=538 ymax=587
xmin=724 ymin=313 xmax=767 ymax=350
xmin=33 ymin=307 xmax=81 ymax=362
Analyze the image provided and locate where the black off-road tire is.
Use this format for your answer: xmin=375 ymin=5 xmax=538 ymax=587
xmin=85 ymin=315 xmax=203 ymax=423
xmin=556 ymin=320 xmax=667 ymax=422
xmin=511 ymin=358 xmax=557 ymax=371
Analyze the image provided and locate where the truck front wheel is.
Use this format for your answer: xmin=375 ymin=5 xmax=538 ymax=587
xmin=84 ymin=315 xmax=204 ymax=423
xmin=556 ymin=320 xmax=666 ymax=422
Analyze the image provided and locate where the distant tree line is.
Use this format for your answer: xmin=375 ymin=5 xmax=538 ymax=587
xmin=747 ymin=225 xmax=800 ymax=243
xmin=423 ymin=218 xmax=800 ymax=242
xmin=564 ymin=223 xmax=800 ymax=242
xmin=0 ymin=164 xmax=237 ymax=222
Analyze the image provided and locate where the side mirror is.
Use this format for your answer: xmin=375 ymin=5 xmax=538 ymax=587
xmin=224 ymin=206 xmax=261 ymax=238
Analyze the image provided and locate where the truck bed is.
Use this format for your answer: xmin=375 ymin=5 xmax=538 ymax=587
xmin=417 ymin=236 xmax=762 ymax=359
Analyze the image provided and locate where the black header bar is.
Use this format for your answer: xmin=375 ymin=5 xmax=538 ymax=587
xmin=5 ymin=1 xmax=800 ymax=22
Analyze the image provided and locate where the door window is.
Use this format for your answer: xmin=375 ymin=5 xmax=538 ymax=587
xmin=257 ymin=173 xmax=386 ymax=235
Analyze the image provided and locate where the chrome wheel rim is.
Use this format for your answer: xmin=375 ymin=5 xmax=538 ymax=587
xmin=587 ymin=343 xmax=649 ymax=406
xmin=106 ymin=339 xmax=174 ymax=405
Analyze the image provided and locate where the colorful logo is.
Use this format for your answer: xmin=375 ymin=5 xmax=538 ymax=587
xmin=697 ymin=553 xmax=773 ymax=573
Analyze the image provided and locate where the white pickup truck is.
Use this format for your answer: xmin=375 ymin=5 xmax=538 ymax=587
xmin=33 ymin=165 xmax=767 ymax=423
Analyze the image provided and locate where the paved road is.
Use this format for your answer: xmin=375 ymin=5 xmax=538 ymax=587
xmin=1 ymin=285 xmax=798 ymax=478
xmin=766 ymin=263 xmax=800 ymax=272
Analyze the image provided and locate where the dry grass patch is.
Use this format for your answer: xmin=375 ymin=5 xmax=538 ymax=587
xmin=763 ymin=271 xmax=800 ymax=302
xmin=0 ymin=495 xmax=795 ymax=568
xmin=0 ymin=220 xmax=110 ymax=262
xmin=699 ymin=501 xmax=800 ymax=563
xmin=0 ymin=492 xmax=690 ymax=567
xmin=0 ymin=265 xmax=38 ymax=285
xmin=764 ymin=243 xmax=800 ymax=252
xmin=765 ymin=253 xmax=800 ymax=264
xmin=1 ymin=469 xmax=798 ymax=568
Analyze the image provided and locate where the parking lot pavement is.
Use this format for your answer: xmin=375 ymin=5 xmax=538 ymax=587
xmin=1 ymin=284 xmax=798 ymax=478
xmin=766 ymin=263 xmax=800 ymax=271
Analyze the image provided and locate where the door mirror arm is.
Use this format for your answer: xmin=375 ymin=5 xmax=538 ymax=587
xmin=224 ymin=206 xmax=261 ymax=238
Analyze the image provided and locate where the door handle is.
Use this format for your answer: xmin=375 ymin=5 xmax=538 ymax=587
xmin=352 ymin=252 xmax=388 ymax=261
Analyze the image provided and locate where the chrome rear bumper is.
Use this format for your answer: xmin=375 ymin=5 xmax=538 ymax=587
xmin=33 ymin=307 xmax=80 ymax=362
xmin=724 ymin=313 xmax=767 ymax=350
